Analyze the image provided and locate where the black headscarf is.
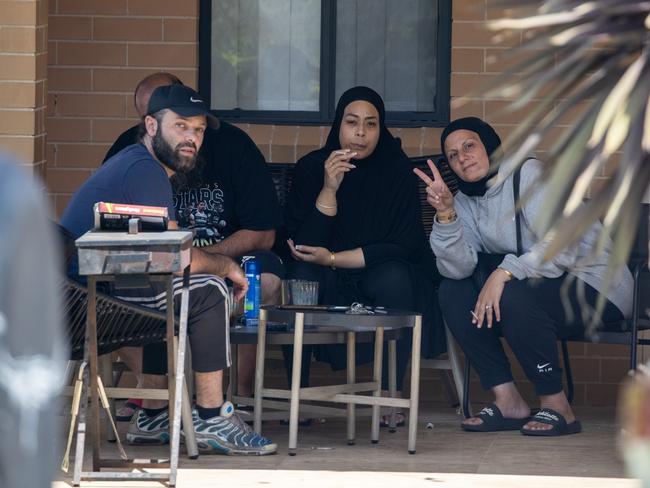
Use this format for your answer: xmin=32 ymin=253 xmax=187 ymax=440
xmin=323 ymin=86 xmax=401 ymax=161
xmin=440 ymin=117 xmax=502 ymax=197
xmin=285 ymin=85 xmax=426 ymax=266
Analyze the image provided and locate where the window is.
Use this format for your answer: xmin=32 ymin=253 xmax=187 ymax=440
xmin=199 ymin=0 xmax=451 ymax=126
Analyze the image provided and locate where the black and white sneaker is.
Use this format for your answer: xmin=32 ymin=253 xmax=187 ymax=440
xmin=191 ymin=402 xmax=277 ymax=455
xmin=126 ymin=409 xmax=170 ymax=445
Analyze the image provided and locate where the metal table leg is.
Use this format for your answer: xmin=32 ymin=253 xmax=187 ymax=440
xmin=164 ymin=276 xmax=178 ymax=486
xmin=346 ymin=331 xmax=356 ymax=445
xmin=169 ymin=267 xmax=191 ymax=485
xmin=371 ymin=327 xmax=384 ymax=444
xmin=88 ymin=276 xmax=101 ymax=471
xmin=229 ymin=343 xmax=238 ymax=402
xmin=288 ymin=312 xmax=305 ymax=455
xmin=254 ymin=309 xmax=268 ymax=435
xmin=181 ymin=376 xmax=198 ymax=459
xmin=407 ymin=316 xmax=421 ymax=454
xmin=388 ymin=339 xmax=397 ymax=432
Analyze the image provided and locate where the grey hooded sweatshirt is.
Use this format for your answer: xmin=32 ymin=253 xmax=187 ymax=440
xmin=429 ymin=158 xmax=633 ymax=317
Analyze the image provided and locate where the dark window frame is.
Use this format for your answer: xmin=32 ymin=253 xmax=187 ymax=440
xmin=199 ymin=0 xmax=451 ymax=127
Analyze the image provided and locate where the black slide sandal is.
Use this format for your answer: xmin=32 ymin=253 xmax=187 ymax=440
xmin=520 ymin=408 xmax=582 ymax=436
xmin=462 ymin=403 xmax=530 ymax=432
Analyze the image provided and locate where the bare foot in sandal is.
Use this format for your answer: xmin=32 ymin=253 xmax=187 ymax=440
xmin=521 ymin=391 xmax=578 ymax=435
xmin=462 ymin=382 xmax=530 ymax=431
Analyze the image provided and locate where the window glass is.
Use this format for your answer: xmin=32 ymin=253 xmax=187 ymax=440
xmin=211 ymin=0 xmax=322 ymax=111
xmin=335 ymin=0 xmax=438 ymax=112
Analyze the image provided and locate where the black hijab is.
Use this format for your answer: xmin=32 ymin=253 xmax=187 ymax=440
xmin=440 ymin=117 xmax=502 ymax=197
xmin=284 ymin=87 xmax=443 ymax=358
xmin=285 ymin=86 xmax=426 ymax=266
xmin=322 ymin=86 xmax=401 ymax=161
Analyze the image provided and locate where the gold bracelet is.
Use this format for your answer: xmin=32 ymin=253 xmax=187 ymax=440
xmin=316 ymin=200 xmax=337 ymax=210
xmin=330 ymin=252 xmax=337 ymax=270
xmin=499 ymin=267 xmax=514 ymax=280
xmin=435 ymin=209 xmax=457 ymax=224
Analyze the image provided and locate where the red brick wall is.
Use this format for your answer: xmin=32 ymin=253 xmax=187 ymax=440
xmin=0 ymin=0 xmax=48 ymax=178
xmin=46 ymin=0 xmax=199 ymax=216
xmin=42 ymin=0 xmax=639 ymax=406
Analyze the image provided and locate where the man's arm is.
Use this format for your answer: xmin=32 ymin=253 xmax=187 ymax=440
xmin=201 ymin=229 xmax=275 ymax=258
xmin=170 ymin=221 xmax=249 ymax=299
xmin=190 ymin=248 xmax=248 ymax=300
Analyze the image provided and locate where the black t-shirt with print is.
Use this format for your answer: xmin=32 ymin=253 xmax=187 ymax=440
xmin=103 ymin=121 xmax=283 ymax=248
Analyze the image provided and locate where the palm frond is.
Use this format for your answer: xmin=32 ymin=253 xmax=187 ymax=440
xmin=459 ymin=0 xmax=650 ymax=324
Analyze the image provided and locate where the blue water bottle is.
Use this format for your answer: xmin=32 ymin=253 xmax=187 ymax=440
xmin=243 ymin=257 xmax=261 ymax=326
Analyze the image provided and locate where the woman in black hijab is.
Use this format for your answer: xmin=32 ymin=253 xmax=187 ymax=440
xmin=283 ymin=86 xmax=440 ymax=423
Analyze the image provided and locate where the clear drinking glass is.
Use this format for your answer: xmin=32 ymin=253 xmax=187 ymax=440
xmin=227 ymin=286 xmax=243 ymax=323
xmin=283 ymin=279 xmax=319 ymax=305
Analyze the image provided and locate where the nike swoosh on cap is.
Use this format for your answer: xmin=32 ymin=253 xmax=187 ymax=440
xmin=190 ymin=97 xmax=203 ymax=103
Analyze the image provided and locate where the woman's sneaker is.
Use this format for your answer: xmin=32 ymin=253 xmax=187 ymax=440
xmin=191 ymin=403 xmax=277 ymax=455
xmin=126 ymin=409 xmax=170 ymax=445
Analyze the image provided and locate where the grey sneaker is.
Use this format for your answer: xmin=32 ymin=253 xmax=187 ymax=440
xmin=126 ymin=409 xmax=170 ymax=445
xmin=192 ymin=402 xmax=277 ymax=455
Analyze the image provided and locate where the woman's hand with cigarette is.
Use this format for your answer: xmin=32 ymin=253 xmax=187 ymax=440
xmin=471 ymin=269 xmax=510 ymax=329
xmin=323 ymin=149 xmax=357 ymax=193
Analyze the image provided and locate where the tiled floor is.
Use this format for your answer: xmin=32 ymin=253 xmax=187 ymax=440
xmin=53 ymin=402 xmax=639 ymax=487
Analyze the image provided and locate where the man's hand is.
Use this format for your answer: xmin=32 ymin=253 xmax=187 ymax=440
xmin=287 ymin=238 xmax=330 ymax=266
xmin=191 ymin=248 xmax=249 ymax=299
xmin=225 ymin=259 xmax=248 ymax=301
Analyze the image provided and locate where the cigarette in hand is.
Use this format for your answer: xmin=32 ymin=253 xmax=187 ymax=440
xmin=470 ymin=310 xmax=479 ymax=321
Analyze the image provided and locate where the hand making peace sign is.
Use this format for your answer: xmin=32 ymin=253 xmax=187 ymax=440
xmin=413 ymin=159 xmax=454 ymax=214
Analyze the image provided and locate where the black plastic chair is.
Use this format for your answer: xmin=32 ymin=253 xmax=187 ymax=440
xmin=561 ymin=203 xmax=650 ymax=403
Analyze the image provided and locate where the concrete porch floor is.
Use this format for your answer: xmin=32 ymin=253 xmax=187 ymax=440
xmin=53 ymin=402 xmax=640 ymax=487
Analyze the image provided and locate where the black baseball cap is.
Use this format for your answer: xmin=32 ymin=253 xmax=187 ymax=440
xmin=147 ymin=85 xmax=219 ymax=128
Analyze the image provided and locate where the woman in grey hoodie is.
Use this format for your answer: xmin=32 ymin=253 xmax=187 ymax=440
xmin=414 ymin=117 xmax=632 ymax=436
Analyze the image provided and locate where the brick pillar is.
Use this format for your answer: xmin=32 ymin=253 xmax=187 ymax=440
xmin=0 ymin=0 xmax=48 ymax=179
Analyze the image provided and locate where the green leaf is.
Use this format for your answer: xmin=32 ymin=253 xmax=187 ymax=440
xmin=482 ymin=0 xmax=650 ymax=326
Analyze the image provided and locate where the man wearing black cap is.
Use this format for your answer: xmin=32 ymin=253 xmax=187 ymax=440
xmin=104 ymin=72 xmax=285 ymax=406
xmin=61 ymin=84 xmax=277 ymax=455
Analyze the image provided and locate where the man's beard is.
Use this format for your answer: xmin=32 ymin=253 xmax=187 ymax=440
xmin=171 ymin=152 xmax=206 ymax=192
xmin=152 ymin=126 xmax=198 ymax=175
